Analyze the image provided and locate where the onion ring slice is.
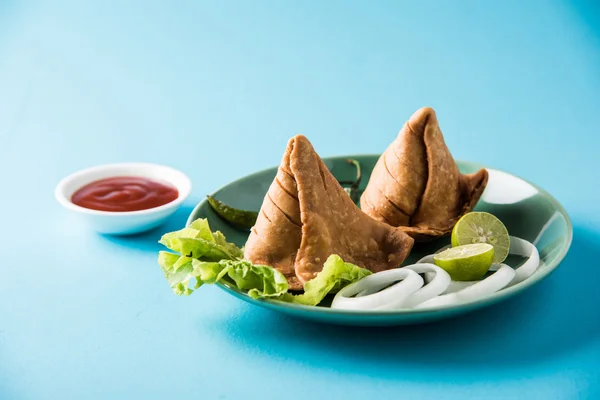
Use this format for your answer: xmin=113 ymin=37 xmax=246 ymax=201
xmin=507 ymin=236 xmax=540 ymax=286
xmin=415 ymin=264 xmax=515 ymax=309
xmin=331 ymin=269 xmax=423 ymax=311
xmin=331 ymin=236 xmax=538 ymax=311
xmin=399 ymin=264 xmax=451 ymax=308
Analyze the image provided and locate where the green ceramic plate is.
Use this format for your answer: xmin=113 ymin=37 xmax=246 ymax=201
xmin=187 ymin=156 xmax=572 ymax=326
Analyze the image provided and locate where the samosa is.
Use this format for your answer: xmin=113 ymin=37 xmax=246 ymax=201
xmin=244 ymin=135 xmax=414 ymax=290
xmin=361 ymin=107 xmax=488 ymax=241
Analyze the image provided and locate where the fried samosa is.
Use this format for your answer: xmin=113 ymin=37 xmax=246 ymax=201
xmin=361 ymin=107 xmax=488 ymax=241
xmin=244 ymin=135 xmax=414 ymax=290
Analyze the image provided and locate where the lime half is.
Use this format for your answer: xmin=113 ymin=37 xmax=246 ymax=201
xmin=433 ymin=243 xmax=494 ymax=281
xmin=451 ymin=212 xmax=510 ymax=263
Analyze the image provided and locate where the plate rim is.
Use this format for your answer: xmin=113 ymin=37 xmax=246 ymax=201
xmin=186 ymin=155 xmax=573 ymax=317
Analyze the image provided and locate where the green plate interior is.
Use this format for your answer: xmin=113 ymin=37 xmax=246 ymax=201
xmin=187 ymin=156 xmax=572 ymax=326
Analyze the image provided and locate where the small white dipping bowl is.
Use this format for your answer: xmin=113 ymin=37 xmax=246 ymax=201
xmin=55 ymin=163 xmax=192 ymax=235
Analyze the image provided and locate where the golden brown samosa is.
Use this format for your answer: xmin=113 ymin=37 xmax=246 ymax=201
xmin=244 ymin=135 xmax=414 ymax=290
xmin=361 ymin=107 xmax=488 ymax=241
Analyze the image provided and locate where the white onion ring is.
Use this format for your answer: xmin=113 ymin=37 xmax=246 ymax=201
xmin=356 ymin=263 xmax=450 ymax=301
xmin=398 ymin=264 xmax=451 ymax=308
xmin=331 ymin=268 xmax=423 ymax=310
xmin=435 ymin=264 xmax=500 ymax=294
xmin=418 ymin=254 xmax=435 ymax=264
xmin=334 ymin=264 xmax=451 ymax=310
xmin=442 ymin=280 xmax=476 ymax=294
xmin=440 ymin=263 xmax=502 ymax=294
xmin=415 ymin=264 xmax=516 ymax=309
xmin=507 ymin=236 xmax=540 ymax=286
xmin=332 ymin=236 xmax=538 ymax=311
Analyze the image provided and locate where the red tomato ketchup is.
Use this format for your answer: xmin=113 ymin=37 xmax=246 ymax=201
xmin=71 ymin=176 xmax=179 ymax=212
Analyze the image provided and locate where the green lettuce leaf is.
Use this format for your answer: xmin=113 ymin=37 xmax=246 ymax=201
xmin=158 ymin=218 xmax=370 ymax=305
xmin=159 ymin=253 xmax=288 ymax=298
xmin=158 ymin=251 xmax=198 ymax=295
xmin=197 ymin=259 xmax=289 ymax=299
xmin=158 ymin=219 xmax=243 ymax=261
xmin=211 ymin=230 xmax=245 ymax=259
xmin=281 ymin=255 xmax=372 ymax=306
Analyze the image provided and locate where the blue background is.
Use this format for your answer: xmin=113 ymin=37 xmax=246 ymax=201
xmin=1 ymin=1 xmax=599 ymax=399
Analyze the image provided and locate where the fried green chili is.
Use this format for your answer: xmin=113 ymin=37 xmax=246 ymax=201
xmin=206 ymin=196 xmax=259 ymax=230
xmin=340 ymin=159 xmax=362 ymax=204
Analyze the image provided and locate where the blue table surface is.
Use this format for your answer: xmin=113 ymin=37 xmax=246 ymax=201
xmin=1 ymin=1 xmax=600 ymax=399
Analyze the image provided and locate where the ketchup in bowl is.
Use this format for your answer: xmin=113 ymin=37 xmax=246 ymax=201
xmin=71 ymin=176 xmax=179 ymax=212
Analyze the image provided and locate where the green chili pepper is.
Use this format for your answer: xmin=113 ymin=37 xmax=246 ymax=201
xmin=206 ymin=195 xmax=258 ymax=230
xmin=342 ymin=159 xmax=362 ymax=204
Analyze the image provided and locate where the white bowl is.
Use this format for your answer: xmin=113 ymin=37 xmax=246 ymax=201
xmin=55 ymin=163 xmax=192 ymax=235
